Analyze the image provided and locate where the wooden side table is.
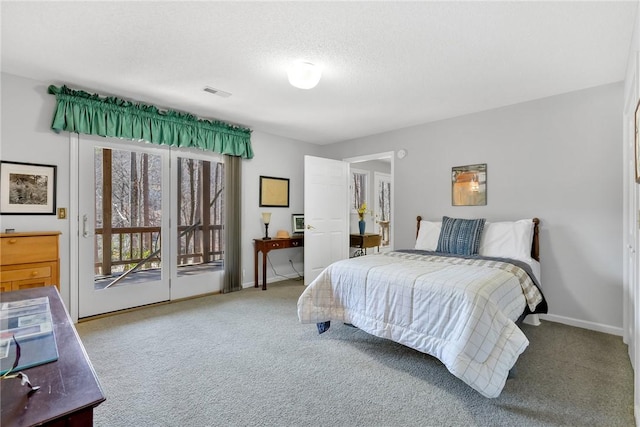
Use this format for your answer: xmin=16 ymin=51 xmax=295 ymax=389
xmin=254 ymin=236 xmax=304 ymax=290
xmin=350 ymin=233 xmax=382 ymax=256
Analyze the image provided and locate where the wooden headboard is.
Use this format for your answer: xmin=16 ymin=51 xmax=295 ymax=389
xmin=416 ymin=216 xmax=540 ymax=262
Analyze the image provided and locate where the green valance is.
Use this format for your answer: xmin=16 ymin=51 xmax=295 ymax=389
xmin=47 ymin=85 xmax=253 ymax=159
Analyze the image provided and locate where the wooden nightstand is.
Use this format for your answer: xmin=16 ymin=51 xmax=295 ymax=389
xmin=254 ymin=236 xmax=304 ymax=290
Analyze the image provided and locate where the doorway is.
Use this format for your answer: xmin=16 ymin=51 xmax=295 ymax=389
xmin=344 ymin=152 xmax=394 ymax=251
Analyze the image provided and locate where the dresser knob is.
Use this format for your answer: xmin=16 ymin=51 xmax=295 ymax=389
xmin=8 ymin=239 xmax=17 ymax=244
xmin=31 ymin=271 xmax=38 ymax=276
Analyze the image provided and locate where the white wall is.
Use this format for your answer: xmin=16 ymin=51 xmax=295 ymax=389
xmin=321 ymin=83 xmax=624 ymax=335
xmin=0 ymin=73 xmax=72 ymax=304
xmin=622 ymin=2 xmax=640 ymax=423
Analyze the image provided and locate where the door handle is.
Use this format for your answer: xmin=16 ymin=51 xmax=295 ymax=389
xmin=82 ymin=214 xmax=89 ymax=237
xmin=306 ymin=224 xmax=316 ymax=230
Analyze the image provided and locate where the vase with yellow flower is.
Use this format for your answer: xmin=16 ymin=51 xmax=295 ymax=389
xmin=357 ymin=203 xmax=368 ymax=235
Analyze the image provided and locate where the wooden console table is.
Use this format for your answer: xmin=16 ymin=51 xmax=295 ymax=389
xmin=254 ymin=236 xmax=303 ymax=290
xmin=0 ymin=286 xmax=105 ymax=426
xmin=350 ymin=233 xmax=382 ymax=256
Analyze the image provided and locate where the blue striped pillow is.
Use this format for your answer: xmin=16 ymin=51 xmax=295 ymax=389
xmin=436 ymin=216 xmax=486 ymax=256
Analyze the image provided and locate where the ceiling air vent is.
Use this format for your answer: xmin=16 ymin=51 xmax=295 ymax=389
xmin=203 ymin=86 xmax=232 ymax=98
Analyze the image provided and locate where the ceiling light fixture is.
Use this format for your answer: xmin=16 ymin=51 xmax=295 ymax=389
xmin=287 ymin=61 xmax=322 ymax=90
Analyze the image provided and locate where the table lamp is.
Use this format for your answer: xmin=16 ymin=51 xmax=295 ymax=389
xmin=262 ymin=212 xmax=272 ymax=240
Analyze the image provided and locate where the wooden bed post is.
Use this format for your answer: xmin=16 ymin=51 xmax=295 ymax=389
xmin=416 ymin=216 xmax=422 ymax=240
xmin=531 ymin=218 xmax=540 ymax=261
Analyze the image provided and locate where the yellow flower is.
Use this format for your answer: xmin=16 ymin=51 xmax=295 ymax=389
xmin=357 ymin=203 xmax=368 ymax=219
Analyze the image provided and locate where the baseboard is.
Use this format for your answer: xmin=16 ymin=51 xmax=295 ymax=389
xmin=540 ymin=313 xmax=623 ymax=336
xmin=243 ymin=273 xmax=303 ymax=289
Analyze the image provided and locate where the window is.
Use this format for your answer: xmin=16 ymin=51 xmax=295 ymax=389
xmin=351 ymin=169 xmax=369 ymax=212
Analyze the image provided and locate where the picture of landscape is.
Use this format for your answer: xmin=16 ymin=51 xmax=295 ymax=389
xmin=9 ymin=172 xmax=48 ymax=205
xmin=0 ymin=161 xmax=56 ymax=214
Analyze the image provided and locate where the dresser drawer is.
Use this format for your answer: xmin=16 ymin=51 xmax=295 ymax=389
xmin=289 ymin=238 xmax=303 ymax=248
xmin=0 ymin=265 xmax=52 ymax=282
xmin=263 ymin=240 xmax=287 ymax=250
xmin=1 ymin=235 xmax=58 ymax=265
xmin=262 ymin=238 xmax=304 ymax=250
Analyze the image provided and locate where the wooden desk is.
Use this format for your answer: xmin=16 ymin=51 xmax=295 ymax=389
xmin=350 ymin=233 xmax=382 ymax=256
xmin=254 ymin=236 xmax=303 ymax=290
xmin=0 ymin=286 xmax=105 ymax=427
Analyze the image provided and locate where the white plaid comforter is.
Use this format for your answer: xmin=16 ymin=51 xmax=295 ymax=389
xmin=297 ymin=251 xmax=544 ymax=398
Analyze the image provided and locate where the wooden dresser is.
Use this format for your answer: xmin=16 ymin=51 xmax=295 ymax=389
xmin=0 ymin=231 xmax=61 ymax=292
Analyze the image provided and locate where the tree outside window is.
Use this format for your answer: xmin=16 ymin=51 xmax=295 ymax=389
xmin=351 ymin=169 xmax=369 ymax=213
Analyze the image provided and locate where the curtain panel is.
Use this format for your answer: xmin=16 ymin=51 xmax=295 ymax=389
xmin=47 ymin=85 xmax=253 ymax=159
xmin=223 ymin=154 xmax=243 ymax=293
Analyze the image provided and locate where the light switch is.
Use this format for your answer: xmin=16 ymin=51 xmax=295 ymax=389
xmin=58 ymin=208 xmax=67 ymax=219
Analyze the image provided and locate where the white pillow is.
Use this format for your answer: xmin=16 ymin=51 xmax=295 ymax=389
xmin=478 ymin=219 xmax=534 ymax=262
xmin=415 ymin=220 xmax=441 ymax=251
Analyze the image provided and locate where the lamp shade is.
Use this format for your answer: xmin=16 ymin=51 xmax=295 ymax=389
xmin=287 ymin=61 xmax=322 ymax=89
xmin=261 ymin=212 xmax=272 ymax=224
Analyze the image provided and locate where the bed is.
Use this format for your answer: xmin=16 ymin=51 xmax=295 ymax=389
xmin=297 ymin=216 xmax=548 ymax=398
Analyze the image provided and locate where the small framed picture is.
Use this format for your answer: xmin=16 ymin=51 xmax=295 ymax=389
xmin=292 ymin=214 xmax=304 ymax=233
xmin=0 ymin=161 xmax=57 ymax=215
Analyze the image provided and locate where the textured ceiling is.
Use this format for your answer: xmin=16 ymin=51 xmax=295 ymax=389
xmin=1 ymin=1 xmax=637 ymax=145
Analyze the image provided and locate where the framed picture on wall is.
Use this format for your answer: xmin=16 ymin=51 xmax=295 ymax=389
xmin=635 ymin=99 xmax=640 ymax=183
xmin=292 ymin=214 xmax=304 ymax=233
xmin=451 ymin=163 xmax=487 ymax=206
xmin=259 ymin=176 xmax=289 ymax=207
xmin=0 ymin=161 xmax=57 ymax=215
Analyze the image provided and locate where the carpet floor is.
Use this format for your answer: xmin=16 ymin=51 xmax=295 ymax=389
xmin=77 ymin=280 xmax=635 ymax=427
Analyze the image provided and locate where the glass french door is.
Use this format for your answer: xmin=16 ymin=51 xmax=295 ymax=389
xmin=78 ymin=137 xmax=224 ymax=318
xmin=169 ymin=148 xmax=224 ymax=300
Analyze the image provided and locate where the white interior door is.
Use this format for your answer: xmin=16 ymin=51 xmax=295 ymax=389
xmin=304 ymin=156 xmax=349 ymax=285
xmin=78 ymin=136 xmax=171 ymax=318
